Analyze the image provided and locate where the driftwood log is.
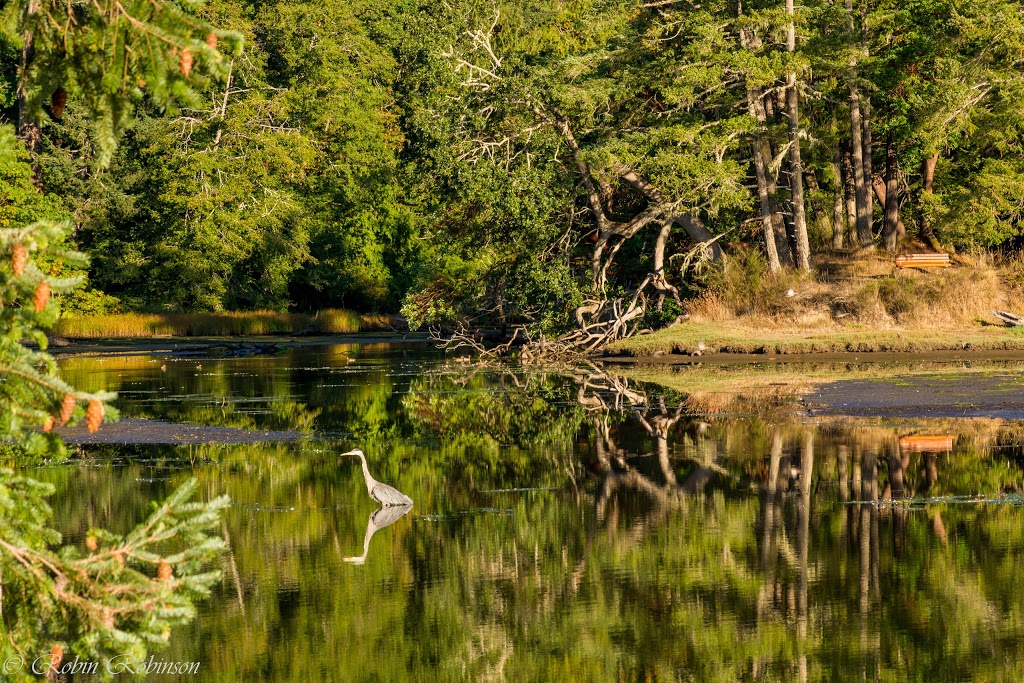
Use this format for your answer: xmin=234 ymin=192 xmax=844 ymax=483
xmin=433 ymin=269 xmax=684 ymax=362
xmin=992 ymin=310 xmax=1024 ymax=327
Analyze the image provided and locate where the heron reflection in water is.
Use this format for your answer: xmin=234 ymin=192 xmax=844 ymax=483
xmin=341 ymin=448 xmax=413 ymax=565
xmin=344 ymin=504 xmax=412 ymax=565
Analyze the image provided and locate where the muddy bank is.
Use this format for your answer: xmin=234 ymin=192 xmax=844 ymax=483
xmin=57 ymin=419 xmax=305 ymax=445
xmin=804 ymin=373 xmax=1024 ymax=419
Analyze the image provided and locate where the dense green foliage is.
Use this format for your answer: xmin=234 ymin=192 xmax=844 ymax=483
xmin=0 ymin=1 xmax=234 ymax=677
xmin=5 ymin=0 xmax=1024 ymax=324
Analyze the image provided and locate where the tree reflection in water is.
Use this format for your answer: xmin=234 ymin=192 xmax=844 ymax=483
xmin=40 ymin=349 xmax=1024 ymax=681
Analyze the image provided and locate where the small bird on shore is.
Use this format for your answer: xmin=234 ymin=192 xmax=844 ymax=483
xmin=342 ymin=448 xmax=413 ymax=506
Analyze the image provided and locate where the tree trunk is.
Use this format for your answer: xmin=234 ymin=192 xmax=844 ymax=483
xmin=786 ymin=0 xmax=810 ymax=271
xmin=849 ymin=91 xmax=871 ymax=246
xmin=861 ymin=97 xmax=874 ymax=237
xmin=918 ymin=153 xmax=943 ymax=251
xmin=846 ymin=0 xmax=870 ymax=247
xmin=745 ymin=87 xmax=788 ymax=268
xmin=831 ymin=146 xmax=845 ymax=249
xmin=757 ymin=90 xmax=792 ymax=263
xmin=653 ymin=218 xmax=682 ymax=311
xmin=751 ymin=116 xmax=783 ymax=273
xmin=653 ymin=219 xmax=671 ymax=273
xmin=738 ymin=13 xmax=786 ymax=272
xmin=843 ymin=143 xmax=858 ymax=240
xmin=672 ymin=215 xmax=722 ymax=262
xmin=832 ymin=184 xmax=846 ymax=249
xmin=881 ymin=132 xmax=903 ymax=251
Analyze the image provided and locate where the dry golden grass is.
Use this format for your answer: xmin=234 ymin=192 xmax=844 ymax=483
xmin=614 ymin=251 xmax=1024 ymax=356
xmin=52 ymin=309 xmax=394 ymax=339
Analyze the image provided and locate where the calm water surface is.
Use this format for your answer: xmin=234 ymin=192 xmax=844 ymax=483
xmin=32 ymin=344 xmax=1024 ymax=681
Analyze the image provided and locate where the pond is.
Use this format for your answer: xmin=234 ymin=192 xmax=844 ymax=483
xmin=29 ymin=343 xmax=1024 ymax=681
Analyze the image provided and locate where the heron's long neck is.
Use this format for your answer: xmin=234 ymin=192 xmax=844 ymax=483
xmin=357 ymin=453 xmax=376 ymax=493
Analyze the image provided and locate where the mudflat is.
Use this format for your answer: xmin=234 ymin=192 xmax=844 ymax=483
xmin=805 ymin=372 xmax=1024 ymax=419
xmin=56 ymin=418 xmax=304 ymax=445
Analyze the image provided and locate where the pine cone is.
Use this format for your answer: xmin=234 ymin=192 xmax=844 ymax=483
xmin=42 ymin=415 xmax=55 ymax=433
xmin=12 ymin=243 xmax=27 ymax=276
xmin=48 ymin=644 xmax=64 ymax=673
xmin=205 ymin=33 xmax=218 ymax=50
xmin=86 ymin=400 xmax=104 ymax=433
xmin=51 ymin=88 xmax=67 ymax=119
xmin=34 ymin=280 xmax=50 ymax=312
xmin=157 ymin=560 xmax=173 ymax=581
xmin=86 ymin=535 xmax=98 ymax=552
xmin=59 ymin=394 xmax=76 ymax=426
xmin=179 ymin=49 xmax=194 ymax=77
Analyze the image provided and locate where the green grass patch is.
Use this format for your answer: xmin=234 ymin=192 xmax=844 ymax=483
xmin=52 ymin=309 xmax=394 ymax=339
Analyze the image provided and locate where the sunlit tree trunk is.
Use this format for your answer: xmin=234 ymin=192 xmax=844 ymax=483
xmin=738 ymin=13 xmax=784 ymax=273
xmin=843 ymin=144 xmax=858 ymax=243
xmin=881 ymin=132 xmax=904 ymax=250
xmin=744 ymin=84 xmax=785 ymax=265
xmin=751 ymin=134 xmax=783 ymax=272
xmin=846 ymin=0 xmax=871 ymax=247
xmin=862 ymin=98 xmax=874 ymax=237
xmin=786 ymin=0 xmax=811 ymax=270
xmin=917 ymin=153 xmax=943 ymax=251
xmin=849 ymin=93 xmax=871 ymax=245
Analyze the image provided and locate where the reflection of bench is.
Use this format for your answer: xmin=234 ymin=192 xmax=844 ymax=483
xmin=895 ymin=253 xmax=950 ymax=269
xmin=899 ymin=435 xmax=954 ymax=453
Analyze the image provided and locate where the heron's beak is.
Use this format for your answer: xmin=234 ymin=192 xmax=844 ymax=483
xmin=340 ymin=449 xmax=359 ymax=457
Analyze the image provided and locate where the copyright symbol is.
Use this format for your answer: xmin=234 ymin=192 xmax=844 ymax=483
xmin=3 ymin=655 xmax=24 ymax=673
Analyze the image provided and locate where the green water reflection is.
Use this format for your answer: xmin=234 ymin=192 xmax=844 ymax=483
xmin=34 ymin=347 xmax=1024 ymax=681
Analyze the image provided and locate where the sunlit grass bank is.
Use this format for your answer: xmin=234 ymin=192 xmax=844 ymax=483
xmin=612 ymin=251 xmax=1024 ymax=357
xmin=609 ymin=322 xmax=1024 ymax=356
xmin=52 ymin=309 xmax=395 ymax=339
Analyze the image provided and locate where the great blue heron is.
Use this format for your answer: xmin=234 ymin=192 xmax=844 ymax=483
xmin=343 ymin=504 xmax=412 ymax=565
xmin=342 ymin=448 xmax=414 ymax=506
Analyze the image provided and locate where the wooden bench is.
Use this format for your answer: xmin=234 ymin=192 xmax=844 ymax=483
xmin=895 ymin=253 xmax=951 ymax=269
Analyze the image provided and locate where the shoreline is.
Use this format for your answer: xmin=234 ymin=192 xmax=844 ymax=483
xmin=605 ymin=321 xmax=1024 ymax=358
xmin=599 ymin=348 xmax=1024 ymax=366
xmin=46 ymin=332 xmax=430 ymax=357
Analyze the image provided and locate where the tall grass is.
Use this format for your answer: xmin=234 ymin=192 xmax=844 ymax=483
xmin=52 ymin=309 xmax=394 ymax=339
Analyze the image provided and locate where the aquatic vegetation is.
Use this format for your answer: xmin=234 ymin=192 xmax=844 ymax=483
xmin=51 ymin=309 xmax=392 ymax=339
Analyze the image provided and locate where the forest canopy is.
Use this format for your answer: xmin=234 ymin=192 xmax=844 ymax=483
xmin=3 ymin=0 xmax=1024 ymax=331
